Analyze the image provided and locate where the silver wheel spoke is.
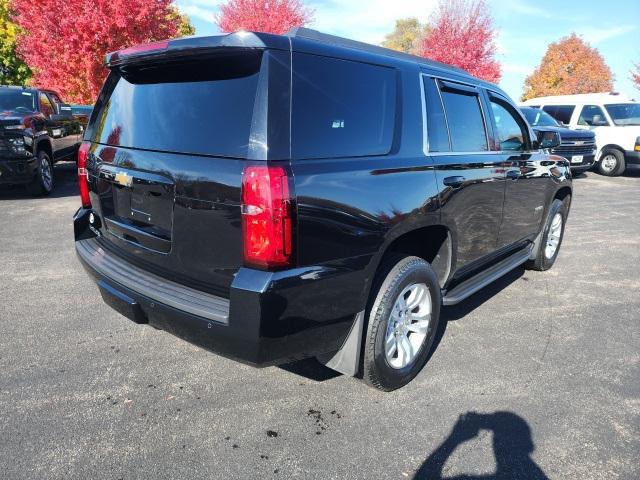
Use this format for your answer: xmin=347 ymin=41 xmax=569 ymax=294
xmin=407 ymin=318 xmax=430 ymax=334
xmin=399 ymin=335 xmax=412 ymax=367
xmin=385 ymin=333 xmax=397 ymax=358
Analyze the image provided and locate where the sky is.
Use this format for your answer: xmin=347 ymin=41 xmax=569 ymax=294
xmin=175 ymin=0 xmax=640 ymax=100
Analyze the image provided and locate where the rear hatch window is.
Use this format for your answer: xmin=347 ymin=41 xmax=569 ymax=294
xmin=87 ymin=51 xmax=263 ymax=158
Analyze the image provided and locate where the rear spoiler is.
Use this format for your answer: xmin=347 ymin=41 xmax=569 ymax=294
xmin=105 ymin=31 xmax=290 ymax=68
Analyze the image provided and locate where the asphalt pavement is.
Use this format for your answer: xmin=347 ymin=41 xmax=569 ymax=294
xmin=1 ymin=162 xmax=638 ymax=479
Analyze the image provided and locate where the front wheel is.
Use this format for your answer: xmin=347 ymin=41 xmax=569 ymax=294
xmin=526 ymin=198 xmax=568 ymax=271
xmin=26 ymin=151 xmax=54 ymax=196
xmin=598 ymin=149 xmax=625 ymax=176
xmin=362 ymin=255 xmax=441 ymax=391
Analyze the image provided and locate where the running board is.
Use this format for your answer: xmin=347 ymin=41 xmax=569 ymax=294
xmin=442 ymin=248 xmax=531 ymax=306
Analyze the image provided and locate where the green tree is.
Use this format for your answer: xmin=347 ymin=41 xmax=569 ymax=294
xmin=382 ymin=17 xmax=428 ymax=55
xmin=0 ymin=0 xmax=31 ymax=85
xmin=168 ymin=6 xmax=195 ymax=37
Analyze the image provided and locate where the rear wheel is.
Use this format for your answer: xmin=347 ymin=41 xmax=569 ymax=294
xmin=598 ymin=149 xmax=625 ymax=176
xmin=26 ymin=151 xmax=54 ymax=196
xmin=526 ymin=198 xmax=568 ymax=271
xmin=362 ymin=255 xmax=441 ymax=391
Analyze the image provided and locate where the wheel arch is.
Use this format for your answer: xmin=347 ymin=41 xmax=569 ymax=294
xmin=35 ymin=137 xmax=53 ymax=160
xmin=597 ymin=143 xmax=625 ymax=160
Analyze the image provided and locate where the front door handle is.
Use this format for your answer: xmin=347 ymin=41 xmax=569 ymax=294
xmin=443 ymin=176 xmax=465 ymax=188
xmin=506 ymin=170 xmax=519 ymax=180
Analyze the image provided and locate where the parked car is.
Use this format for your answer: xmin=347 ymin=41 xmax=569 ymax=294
xmin=73 ymin=29 xmax=571 ymax=391
xmin=519 ymin=106 xmax=596 ymax=174
xmin=521 ymin=93 xmax=640 ymax=176
xmin=0 ymin=85 xmax=86 ymax=195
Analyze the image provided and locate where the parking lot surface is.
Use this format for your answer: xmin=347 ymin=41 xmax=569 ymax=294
xmin=1 ymin=163 xmax=638 ymax=479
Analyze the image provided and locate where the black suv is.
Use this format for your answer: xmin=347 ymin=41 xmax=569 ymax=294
xmin=520 ymin=106 xmax=596 ymax=174
xmin=0 ymin=86 xmax=85 ymax=195
xmin=74 ymin=29 xmax=571 ymax=391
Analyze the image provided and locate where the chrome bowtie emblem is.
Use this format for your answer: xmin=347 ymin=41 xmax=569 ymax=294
xmin=114 ymin=171 xmax=133 ymax=187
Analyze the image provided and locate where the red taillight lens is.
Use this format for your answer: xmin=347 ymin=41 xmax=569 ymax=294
xmin=241 ymin=165 xmax=293 ymax=269
xmin=77 ymin=141 xmax=91 ymax=208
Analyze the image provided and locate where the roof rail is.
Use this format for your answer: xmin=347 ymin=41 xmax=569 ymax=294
xmin=287 ymin=27 xmax=468 ymax=75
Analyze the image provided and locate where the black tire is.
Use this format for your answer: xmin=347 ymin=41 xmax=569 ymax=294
xmin=362 ymin=255 xmax=441 ymax=391
xmin=597 ymin=149 xmax=625 ymax=177
xmin=26 ymin=151 xmax=54 ymax=196
xmin=526 ymin=198 xmax=568 ymax=271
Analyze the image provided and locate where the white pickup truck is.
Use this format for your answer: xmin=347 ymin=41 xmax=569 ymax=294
xmin=521 ymin=93 xmax=640 ymax=176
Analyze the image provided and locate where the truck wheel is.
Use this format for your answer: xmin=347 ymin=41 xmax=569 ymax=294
xmin=598 ymin=149 xmax=625 ymax=176
xmin=26 ymin=151 xmax=54 ymax=196
xmin=526 ymin=198 xmax=568 ymax=271
xmin=362 ymin=255 xmax=441 ymax=391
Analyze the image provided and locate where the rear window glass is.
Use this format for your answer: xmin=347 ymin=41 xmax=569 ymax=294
xmin=542 ymin=105 xmax=575 ymax=125
xmin=440 ymin=88 xmax=488 ymax=152
xmin=88 ymin=52 xmax=263 ymax=158
xmin=292 ymin=53 xmax=396 ymax=159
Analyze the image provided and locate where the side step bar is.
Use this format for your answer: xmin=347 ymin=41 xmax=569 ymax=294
xmin=442 ymin=248 xmax=531 ymax=306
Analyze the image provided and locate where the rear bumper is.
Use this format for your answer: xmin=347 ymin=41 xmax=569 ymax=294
xmin=74 ymin=214 xmax=364 ymax=367
xmin=0 ymin=156 xmax=37 ymax=185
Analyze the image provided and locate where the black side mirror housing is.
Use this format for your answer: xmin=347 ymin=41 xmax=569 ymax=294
xmin=536 ymin=130 xmax=561 ymax=150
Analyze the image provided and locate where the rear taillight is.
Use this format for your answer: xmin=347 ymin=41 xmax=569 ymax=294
xmin=635 ymin=136 xmax=640 ymax=152
xmin=241 ymin=165 xmax=293 ymax=269
xmin=77 ymin=141 xmax=91 ymax=208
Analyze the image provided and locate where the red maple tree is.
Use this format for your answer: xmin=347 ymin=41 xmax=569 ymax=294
xmin=217 ymin=0 xmax=312 ymax=35
xmin=632 ymin=62 xmax=640 ymax=91
xmin=12 ymin=0 xmax=182 ymax=104
xmin=418 ymin=0 xmax=500 ymax=83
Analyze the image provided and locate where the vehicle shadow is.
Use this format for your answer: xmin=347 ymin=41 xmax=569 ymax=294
xmin=279 ymin=267 xmax=524 ymax=382
xmin=413 ymin=411 xmax=548 ymax=480
xmin=0 ymin=160 xmax=79 ymax=200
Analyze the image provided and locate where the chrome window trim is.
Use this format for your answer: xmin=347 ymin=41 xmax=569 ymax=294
xmin=419 ymin=72 xmax=429 ymax=155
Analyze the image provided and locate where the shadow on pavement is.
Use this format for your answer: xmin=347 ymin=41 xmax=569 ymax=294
xmin=414 ymin=411 xmax=548 ymax=480
xmin=0 ymin=160 xmax=79 ymax=200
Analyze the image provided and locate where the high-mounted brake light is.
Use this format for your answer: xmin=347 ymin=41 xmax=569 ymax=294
xmin=118 ymin=40 xmax=169 ymax=57
xmin=77 ymin=141 xmax=91 ymax=208
xmin=241 ymin=166 xmax=293 ymax=269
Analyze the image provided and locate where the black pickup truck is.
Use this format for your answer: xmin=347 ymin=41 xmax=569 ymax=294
xmin=0 ymin=86 xmax=85 ymax=195
xmin=73 ymin=29 xmax=572 ymax=391
xmin=520 ymin=106 xmax=596 ymax=173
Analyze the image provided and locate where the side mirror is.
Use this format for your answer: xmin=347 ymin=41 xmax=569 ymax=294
xmin=536 ymin=130 xmax=561 ymax=150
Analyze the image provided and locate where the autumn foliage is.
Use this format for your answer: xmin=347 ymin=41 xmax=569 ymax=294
xmin=11 ymin=0 xmax=186 ymax=104
xmin=522 ymin=34 xmax=613 ymax=101
xmin=418 ymin=0 xmax=500 ymax=83
xmin=217 ymin=0 xmax=312 ymax=34
xmin=632 ymin=62 xmax=640 ymax=91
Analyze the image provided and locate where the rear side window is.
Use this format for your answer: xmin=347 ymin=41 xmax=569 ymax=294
xmin=542 ymin=105 xmax=575 ymax=125
xmin=88 ymin=52 xmax=263 ymax=158
xmin=578 ymin=105 xmax=609 ymax=126
xmin=292 ymin=53 xmax=396 ymax=159
xmin=423 ymin=77 xmax=450 ymax=152
xmin=439 ymin=84 xmax=488 ymax=152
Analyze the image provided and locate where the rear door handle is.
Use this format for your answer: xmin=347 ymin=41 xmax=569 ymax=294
xmin=506 ymin=170 xmax=519 ymax=180
xmin=443 ymin=176 xmax=465 ymax=188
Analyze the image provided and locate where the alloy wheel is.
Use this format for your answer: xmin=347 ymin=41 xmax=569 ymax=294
xmin=545 ymin=213 xmax=562 ymax=259
xmin=385 ymin=282 xmax=431 ymax=369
